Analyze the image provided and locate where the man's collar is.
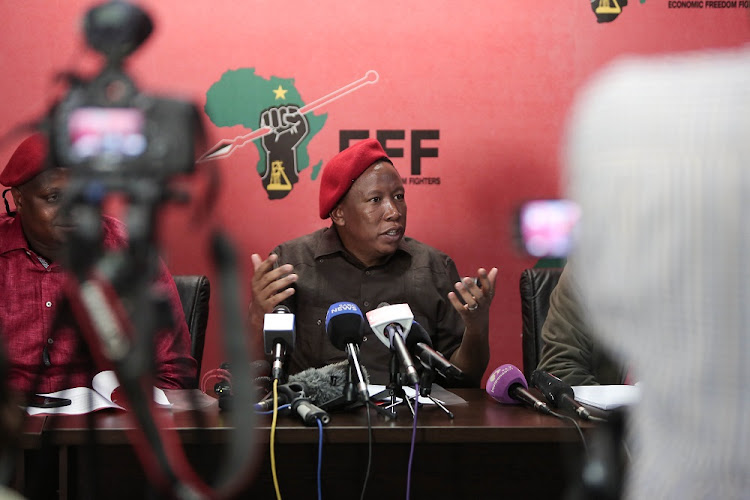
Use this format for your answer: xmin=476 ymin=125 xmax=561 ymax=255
xmin=0 ymin=214 xmax=124 ymax=259
xmin=314 ymin=225 xmax=413 ymax=265
xmin=313 ymin=225 xmax=345 ymax=259
xmin=0 ymin=214 xmax=29 ymax=255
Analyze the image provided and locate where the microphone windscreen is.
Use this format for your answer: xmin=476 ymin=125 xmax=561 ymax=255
xmin=263 ymin=308 xmax=296 ymax=354
xmin=365 ymin=303 xmax=414 ymax=347
xmin=325 ymin=302 xmax=365 ymax=350
xmin=288 ymin=360 xmax=369 ymax=408
xmin=485 ymin=364 xmax=528 ymax=405
xmin=250 ymin=359 xmax=271 ymax=378
xmin=406 ymin=321 xmax=433 ymax=352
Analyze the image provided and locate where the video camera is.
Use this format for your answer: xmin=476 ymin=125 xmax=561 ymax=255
xmin=47 ymin=1 xmax=199 ymax=180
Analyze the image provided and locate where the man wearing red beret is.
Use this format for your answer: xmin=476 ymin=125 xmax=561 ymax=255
xmin=249 ymin=139 xmax=498 ymax=386
xmin=0 ymin=133 xmax=197 ymax=394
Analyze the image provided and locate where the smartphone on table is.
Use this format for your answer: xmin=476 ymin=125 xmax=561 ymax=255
xmin=27 ymin=395 xmax=72 ymax=408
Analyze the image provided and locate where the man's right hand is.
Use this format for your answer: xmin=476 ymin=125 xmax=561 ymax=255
xmin=249 ymin=254 xmax=298 ymax=335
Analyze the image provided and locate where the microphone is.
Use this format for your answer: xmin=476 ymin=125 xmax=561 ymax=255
xmin=290 ymin=395 xmax=330 ymax=426
xmin=407 ymin=321 xmax=464 ymax=381
xmin=324 ymin=302 xmax=370 ymax=403
xmin=217 ymin=359 xmax=271 ymax=412
xmin=263 ymin=305 xmax=296 ymax=381
xmin=253 ymin=382 xmax=330 ymax=425
xmin=251 ymin=359 xmax=273 ymax=394
xmin=285 ymin=382 xmax=331 ymax=426
xmin=365 ymin=303 xmax=419 ymax=386
xmin=288 ymin=360 xmax=369 ymax=411
xmin=366 ymin=302 xmax=414 ymax=346
xmin=254 ymin=390 xmax=292 ymax=412
xmin=531 ymin=369 xmax=592 ymax=420
xmin=486 ymin=364 xmax=553 ymax=415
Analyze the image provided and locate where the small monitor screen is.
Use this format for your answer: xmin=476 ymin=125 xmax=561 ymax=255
xmin=68 ymin=107 xmax=147 ymax=160
xmin=519 ymin=199 xmax=581 ymax=258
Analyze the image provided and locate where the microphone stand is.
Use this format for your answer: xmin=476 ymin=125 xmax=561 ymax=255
xmin=383 ymin=353 xmax=415 ymax=418
xmin=415 ymin=361 xmax=454 ymax=419
xmin=339 ymin=349 xmax=395 ymax=419
xmin=340 ymin=344 xmax=369 ymax=405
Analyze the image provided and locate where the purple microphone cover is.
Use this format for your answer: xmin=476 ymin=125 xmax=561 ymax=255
xmin=485 ymin=364 xmax=528 ymax=404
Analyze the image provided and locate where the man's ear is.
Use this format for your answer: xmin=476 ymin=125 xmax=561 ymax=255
xmin=10 ymin=187 xmax=22 ymax=214
xmin=330 ymin=205 xmax=345 ymax=227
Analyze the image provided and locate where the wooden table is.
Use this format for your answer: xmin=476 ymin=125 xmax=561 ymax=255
xmin=17 ymin=388 xmax=596 ymax=499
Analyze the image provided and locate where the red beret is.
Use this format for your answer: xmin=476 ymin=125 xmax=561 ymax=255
xmin=319 ymin=139 xmax=391 ymax=219
xmin=0 ymin=133 xmax=50 ymax=188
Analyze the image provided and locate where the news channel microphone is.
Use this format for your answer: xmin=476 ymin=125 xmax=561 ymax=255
xmin=288 ymin=360 xmax=369 ymax=411
xmin=325 ymin=302 xmax=369 ymax=403
xmin=407 ymin=321 xmax=463 ymax=381
xmin=531 ymin=369 xmax=592 ymax=420
xmin=365 ymin=303 xmax=419 ymax=385
xmin=263 ymin=305 xmax=295 ymax=381
xmin=486 ymin=364 xmax=552 ymax=415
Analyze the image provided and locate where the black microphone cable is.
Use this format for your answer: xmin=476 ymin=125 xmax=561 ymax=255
xmin=549 ymin=408 xmax=589 ymax=458
xmin=565 ymin=406 xmax=630 ymax=500
xmin=360 ymin=398 xmax=374 ymax=500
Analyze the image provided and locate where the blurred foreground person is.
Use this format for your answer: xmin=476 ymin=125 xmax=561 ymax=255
xmin=566 ymin=47 xmax=750 ymax=499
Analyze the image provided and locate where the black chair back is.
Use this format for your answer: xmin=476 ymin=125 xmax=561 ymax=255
xmin=519 ymin=268 xmax=563 ymax=381
xmin=173 ymin=275 xmax=210 ymax=374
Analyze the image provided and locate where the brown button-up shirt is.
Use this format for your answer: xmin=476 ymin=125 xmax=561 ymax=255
xmin=272 ymin=226 xmax=465 ymax=385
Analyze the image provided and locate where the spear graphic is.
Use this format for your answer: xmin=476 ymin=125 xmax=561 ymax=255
xmin=198 ymin=70 xmax=379 ymax=162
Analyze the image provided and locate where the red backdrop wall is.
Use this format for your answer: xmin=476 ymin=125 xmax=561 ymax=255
xmin=1 ymin=1 xmax=748 ymax=386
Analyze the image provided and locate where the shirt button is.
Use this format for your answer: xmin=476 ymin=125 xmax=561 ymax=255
xmin=316 ymin=319 xmax=321 ymax=326
xmin=45 ymin=301 xmax=52 ymax=307
xmin=47 ymin=338 xmax=54 ymax=345
xmin=365 ymin=271 xmax=371 ymax=276
xmin=363 ymin=336 xmax=367 ymax=342
xmin=364 ymin=301 xmax=370 ymax=307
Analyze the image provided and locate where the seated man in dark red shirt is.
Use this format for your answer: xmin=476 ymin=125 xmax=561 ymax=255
xmin=249 ymin=139 xmax=498 ymax=386
xmin=0 ymin=133 xmax=197 ymax=394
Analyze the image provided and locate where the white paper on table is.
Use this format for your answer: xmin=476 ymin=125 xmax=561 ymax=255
xmin=368 ymin=384 xmax=440 ymax=405
xmin=572 ymin=384 xmax=641 ymax=410
xmin=25 ymin=370 xmax=171 ymax=415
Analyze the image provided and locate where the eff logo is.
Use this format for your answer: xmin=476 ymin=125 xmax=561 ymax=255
xmin=202 ymin=70 xmax=378 ymax=200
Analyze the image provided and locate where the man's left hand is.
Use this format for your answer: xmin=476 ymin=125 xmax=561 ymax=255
xmin=448 ymin=267 xmax=498 ymax=327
